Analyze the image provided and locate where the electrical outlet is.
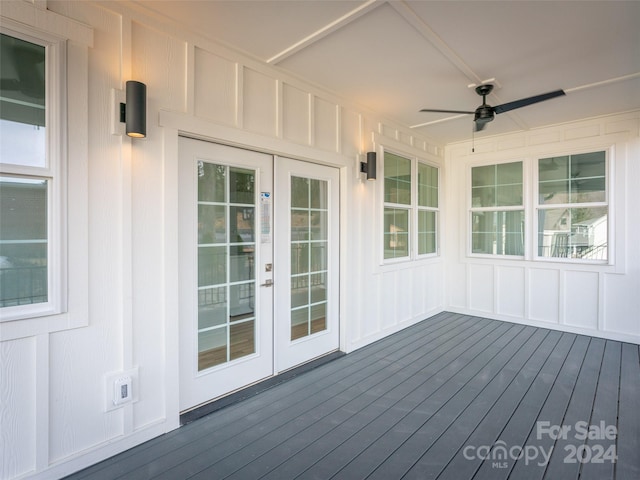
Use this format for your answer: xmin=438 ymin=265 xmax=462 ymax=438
xmin=113 ymin=376 xmax=132 ymax=405
xmin=104 ymin=367 xmax=138 ymax=411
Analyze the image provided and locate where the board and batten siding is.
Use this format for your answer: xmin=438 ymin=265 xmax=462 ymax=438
xmin=0 ymin=1 xmax=444 ymax=479
xmin=444 ymin=112 xmax=640 ymax=344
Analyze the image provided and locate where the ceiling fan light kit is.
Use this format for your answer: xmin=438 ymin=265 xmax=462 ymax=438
xmin=420 ymin=84 xmax=566 ymax=133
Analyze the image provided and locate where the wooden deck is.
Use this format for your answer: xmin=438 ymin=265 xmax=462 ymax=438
xmin=65 ymin=312 xmax=640 ymax=480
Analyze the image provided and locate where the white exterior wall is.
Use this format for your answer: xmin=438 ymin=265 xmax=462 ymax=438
xmin=444 ymin=112 xmax=640 ymax=344
xmin=0 ymin=1 xmax=444 ymax=478
xmin=1 ymin=1 xmax=638 ymax=479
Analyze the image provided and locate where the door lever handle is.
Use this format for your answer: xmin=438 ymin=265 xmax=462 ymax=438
xmin=260 ymin=279 xmax=273 ymax=287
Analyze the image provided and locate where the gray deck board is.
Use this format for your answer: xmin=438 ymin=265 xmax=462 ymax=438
xmin=64 ymin=313 xmax=639 ymax=480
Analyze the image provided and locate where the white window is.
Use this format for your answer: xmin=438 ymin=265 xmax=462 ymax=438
xmin=536 ymin=151 xmax=608 ymax=261
xmin=382 ymin=150 xmax=439 ymax=261
xmin=470 ymin=161 xmax=524 ymax=256
xmin=0 ymin=28 xmax=65 ymax=321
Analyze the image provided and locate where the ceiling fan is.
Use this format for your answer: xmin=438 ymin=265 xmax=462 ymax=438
xmin=420 ymin=84 xmax=566 ymax=131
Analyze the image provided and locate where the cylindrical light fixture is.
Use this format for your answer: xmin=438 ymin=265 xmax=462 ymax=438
xmin=366 ymin=151 xmax=377 ymax=180
xmin=125 ymin=81 xmax=146 ymax=138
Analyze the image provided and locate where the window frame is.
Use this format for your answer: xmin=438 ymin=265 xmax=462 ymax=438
xmin=534 ymin=148 xmax=610 ymax=264
xmin=0 ymin=10 xmax=92 ymax=341
xmin=468 ymin=160 xmax=526 ymax=259
xmin=0 ymin=26 xmax=67 ymax=322
xmin=380 ymin=146 xmax=440 ymax=265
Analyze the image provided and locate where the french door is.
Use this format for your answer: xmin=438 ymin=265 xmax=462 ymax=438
xmin=274 ymin=157 xmax=340 ymax=372
xmin=178 ymin=139 xmax=339 ymax=412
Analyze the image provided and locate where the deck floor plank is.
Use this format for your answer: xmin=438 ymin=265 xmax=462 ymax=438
xmin=417 ymin=332 xmax=576 ymax=480
xmin=63 ymin=313 xmax=639 ymax=480
xmin=615 ymin=343 xmax=640 ymax=480
xmin=538 ymin=337 xmax=606 ymax=480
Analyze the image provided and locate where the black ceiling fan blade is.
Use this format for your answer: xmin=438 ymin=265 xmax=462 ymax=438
xmin=419 ymin=108 xmax=475 ymax=115
xmin=493 ymin=89 xmax=565 ymax=114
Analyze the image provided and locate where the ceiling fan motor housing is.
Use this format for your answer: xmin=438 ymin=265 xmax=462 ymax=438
xmin=474 ymin=105 xmax=494 ymax=123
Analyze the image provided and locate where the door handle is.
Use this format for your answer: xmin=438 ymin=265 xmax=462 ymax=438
xmin=260 ymin=279 xmax=273 ymax=287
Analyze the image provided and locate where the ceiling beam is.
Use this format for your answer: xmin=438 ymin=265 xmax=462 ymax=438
xmin=267 ymin=0 xmax=382 ymax=65
xmin=388 ymin=0 xmax=482 ymax=86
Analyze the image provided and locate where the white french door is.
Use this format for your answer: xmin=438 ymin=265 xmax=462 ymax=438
xmin=274 ymin=157 xmax=340 ymax=372
xmin=178 ymin=140 xmax=340 ymax=411
xmin=178 ymin=138 xmax=273 ymax=411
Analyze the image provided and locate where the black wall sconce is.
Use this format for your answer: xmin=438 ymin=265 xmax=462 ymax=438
xmin=119 ymin=80 xmax=147 ymax=138
xmin=360 ymin=151 xmax=377 ymax=180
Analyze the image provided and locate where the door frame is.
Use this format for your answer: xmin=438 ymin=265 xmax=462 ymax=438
xmin=160 ymin=115 xmax=349 ymax=422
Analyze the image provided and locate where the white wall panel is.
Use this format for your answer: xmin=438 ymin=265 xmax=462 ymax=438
xmin=564 ymin=271 xmax=599 ymax=329
xmin=340 ymin=108 xmax=361 ymax=159
xmin=425 ymin=263 xmax=444 ymax=314
xmin=468 ymin=264 xmax=494 ymax=313
xmin=194 ymin=48 xmax=237 ymax=126
xmin=447 ymin=267 xmax=465 ymax=310
xmin=380 ymin=271 xmax=398 ymax=331
xmin=497 ymin=266 xmax=525 ymax=318
xmin=314 ymin=97 xmax=338 ymax=152
xmin=528 ymin=269 xmax=560 ymax=323
xmin=282 ymin=83 xmax=310 ymax=145
xmin=49 ymin=328 xmax=122 ymax=463
xmin=411 ymin=265 xmax=427 ymax=317
xmin=603 ymin=274 xmax=640 ymax=336
xmin=242 ymin=67 xmax=277 ymax=136
xmin=131 ymin=22 xmax=187 ymax=114
xmin=397 ymin=269 xmax=412 ymax=324
xmin=0 ymin=337 xmax=35 ymax=479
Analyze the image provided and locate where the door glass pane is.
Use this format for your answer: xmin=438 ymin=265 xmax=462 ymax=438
xmin=0 ymin=177 xmax=48 ymax=307
xmin=291 ymin=307 xmax=309 ymax=340
xmin=291 ymin=176 xmax=309 ymax=208
xmin=310 ymin=210 xmax=327 ymax=240
xmin=230 ymin=320 xmax=255 ymax=360
xmin=198 ymin=205 xmax=225 ymax=244
xmin=229 ymin=167 xmax=254 ymax=204
xmin=197 ymin=162 xmax=257 ymax=371
xmin=198 ymin=162 xmax=225 ymax=203
xmin=198 ymin=287 xmax=226 ymax=329
xmin=290 ymin=175 xmax=329 ymax=340
xmin=198 ymin=327 xmax=227 ymax=370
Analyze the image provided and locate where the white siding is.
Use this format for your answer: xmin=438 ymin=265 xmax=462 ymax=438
xmin=1 ymin=1 xmax=638 ymax=479
xmin=444 ymin=112 xmax=640 ymax=343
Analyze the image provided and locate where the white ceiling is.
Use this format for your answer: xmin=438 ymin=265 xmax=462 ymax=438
xmin=135 ymin=0 xmax=640 ymax=144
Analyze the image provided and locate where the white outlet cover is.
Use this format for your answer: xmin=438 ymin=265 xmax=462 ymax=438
xmin=104 ymin=367 xmax=139 ymax=412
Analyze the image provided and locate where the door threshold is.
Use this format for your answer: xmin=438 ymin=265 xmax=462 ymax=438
xmin=180 ymin=350 xmax=345 ymax=425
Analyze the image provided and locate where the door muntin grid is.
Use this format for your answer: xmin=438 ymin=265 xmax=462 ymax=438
xmin=197 ymin=161 xmax=257 ymax=370
xmin=290 ymin=176 xmax=329 ymax=341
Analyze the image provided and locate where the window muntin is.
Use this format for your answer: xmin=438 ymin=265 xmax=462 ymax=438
xmin=382 ymin=150 xmax=439 ymax=261
xmin=0 ymin=33 xmax=46 ymax=169
xmin=0 ymin=177 xmax=48 ymax=307
xmin=470 ymin=161 xmax=524 ymax=256
xmin=384 ymin=152 xmax=411 ymax=205
xmin=537 ymin=151 xmax=607 ymax=261
xmin=0 ymin=32 xmax=53 ymax=315
xmin=417 ymin=163 xmax=438 ymax=255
